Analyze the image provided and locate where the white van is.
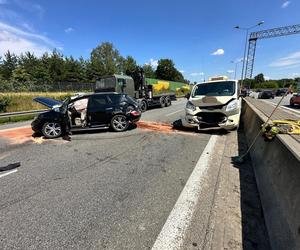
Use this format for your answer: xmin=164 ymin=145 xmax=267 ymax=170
xmin=182 ymin=79 xmax=241 ymax=130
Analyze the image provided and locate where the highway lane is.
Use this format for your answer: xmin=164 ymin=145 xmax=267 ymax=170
xmin=0 ymin=99 xmax=213 ymax=249
xmin=259 ymin=94 xmax=300 ymax=117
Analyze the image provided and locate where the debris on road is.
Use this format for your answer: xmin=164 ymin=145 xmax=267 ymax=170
xmin=137 ymin=120 xmax=196 ymax=136
xmin=0 ymin=126 xmax=52 ymax=144
xmin=0 ymin=162 xmax=21 ymax=172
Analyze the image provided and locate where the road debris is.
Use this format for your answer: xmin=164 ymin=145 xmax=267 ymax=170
xmin=0 ymin=162 xmax=20 ymax=172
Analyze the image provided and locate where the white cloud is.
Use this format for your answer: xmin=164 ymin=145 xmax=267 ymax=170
xmin=264 ymin=76 xmax=270 ymax=80
xmin=227 ymin=70 xmax=234 ymax=73
xmin=145 ymin=58 xmax=158 ymax=68
xmin=270 ymin=51 xmax=300 ymax=68
xmin=190 ymin=72 xmax=204 ymax=76
xmin=211 ymin=48 xmax=224 ymax=56
xmin=0 ymin=21 xmax=62 ymax=56
xmin=281 ymin=1 xmax=291 ymax=8
xmin=21 ymin=22 xmax=35 ymax=32
xmin=179 ymin=70 xmax=185 ymax=73
xmin=0 ymin=30 xmax=50 ymax=56
xmin=64 ymin=27 xmax=74 ymax=33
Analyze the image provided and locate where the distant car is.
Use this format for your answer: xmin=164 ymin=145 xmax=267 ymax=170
xmin=275 ymin=88 xmax=288 ymax=96
xmin=31 ymin=93 xmax=141 ymax=138
xmin=258 ymin=90 xmax=275 ymax=99
xmin=290 ymin=94 xmax=300 ymax=107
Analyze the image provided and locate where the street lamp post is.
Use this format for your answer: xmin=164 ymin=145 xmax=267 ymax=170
xmin=235 ymin=21 xmax=264 ymax=85
xmin=230 ymin=59 xmax=242 ymax=80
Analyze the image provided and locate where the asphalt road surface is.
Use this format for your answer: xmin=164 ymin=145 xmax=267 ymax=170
xmin=259 ymin=94 xmax=300 ymax=117
xmin=0 ymin=99 xmax=215 ymax=249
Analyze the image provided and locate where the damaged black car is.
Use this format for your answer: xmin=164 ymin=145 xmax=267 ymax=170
xmin=31 ymin=92 xmax=141 ymax=139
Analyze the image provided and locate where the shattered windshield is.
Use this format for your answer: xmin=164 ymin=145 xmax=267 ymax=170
xmin=192 ymin=81 xmax=236 ymax=97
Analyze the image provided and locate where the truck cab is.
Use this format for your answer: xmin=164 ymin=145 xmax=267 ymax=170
xmin=182 ymin=79 xmax=241 ymax=130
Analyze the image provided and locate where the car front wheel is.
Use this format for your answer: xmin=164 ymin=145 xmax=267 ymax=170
xmin=42 ymin=122 xmax=62 ymax=139
xmin=111 ymin=115 xmax=129 ymax=132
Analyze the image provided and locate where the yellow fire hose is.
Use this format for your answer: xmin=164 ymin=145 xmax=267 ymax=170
xmin=262 ymin=119 xmax=300 ymax=140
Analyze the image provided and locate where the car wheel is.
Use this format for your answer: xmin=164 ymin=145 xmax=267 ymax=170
xmin=42 ymin=122 xmax=62 ymax=139
xmin=111 ymin=115 xmax=129 ymax=132
xmin=290 ymin=102 xmax=294 ymax=107
xmin=165 ymin=96 xmax=171 ymax=107
xmin=159 ymin=96 xmax=166 ymax=108
xmin=140 ymin=100 xmax=148 ymax=112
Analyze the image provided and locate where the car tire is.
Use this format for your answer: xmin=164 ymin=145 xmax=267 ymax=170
xmin=42 ymin=122 xmax=62 ymax=139
xmin=159 ymin=96 xmax=166 ymax=108
xmin=165 ymin=96 xmax=171 ymax=107
xmin=290 ymin=102 xmax=294 ymax=107
xmin=111 ymin=115 xmax=129 ymax=132
xmin=140 ymin=100 xmax=148 ymax=112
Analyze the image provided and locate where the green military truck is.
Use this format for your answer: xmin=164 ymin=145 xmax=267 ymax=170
xmin=95 ymin=67 xmax=176 ymax=112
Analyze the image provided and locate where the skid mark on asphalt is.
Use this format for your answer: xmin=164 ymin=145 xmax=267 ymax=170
xmin=137 ymin=121 xmax=196 ymax=136
xmin=0 ymin=126 xmax=61 ymax=145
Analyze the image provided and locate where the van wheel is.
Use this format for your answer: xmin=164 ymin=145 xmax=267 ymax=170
xmin=140 ymin=100 xmax=148 ymax=112
xmin=159 ymin=96 xmax=166 ymax=108
xmin=42 ymin=122 xmax=62 ymax=139
xmin=111 ymin=115 xmax=129 ymax=132
xmin=165 ymin=96 xmax=171 ymax=107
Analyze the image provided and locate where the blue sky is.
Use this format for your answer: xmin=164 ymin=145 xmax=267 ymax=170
xmin=0 ymin=0 xmax=299 ymax=81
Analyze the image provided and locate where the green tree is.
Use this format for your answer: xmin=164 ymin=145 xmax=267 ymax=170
xmin=18 ymin=52 xmax=40 ymax=81
xmin=142 ymin=64 xmax=156 ymax=78
xmin=90 ymin=42 xmax=123 ymax=80
xmin=48 ymin=50 xmax=65 ymax=83
xmin=254 ymin=73 xmax=265 ymax=84
xmin=155 ymin=59 xmax=185 ymax=82
xmin=64 ymin=56 xmax=83 ymax=82
xmin=0 ymin=51 xmax=18 ymax=79
xmin=123 ymin=56 xmax=138 ymax=76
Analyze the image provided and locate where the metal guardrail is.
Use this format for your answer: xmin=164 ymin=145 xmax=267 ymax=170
xmin=0 ymin=109 xmax=48 ymax=119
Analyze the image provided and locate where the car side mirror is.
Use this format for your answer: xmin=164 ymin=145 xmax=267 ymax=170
xmin=185 ymin=93 xmax=191 ymax=99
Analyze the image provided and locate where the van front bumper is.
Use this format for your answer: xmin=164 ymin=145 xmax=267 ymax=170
xmin=182 ymin=109 xmax=240 ymax=130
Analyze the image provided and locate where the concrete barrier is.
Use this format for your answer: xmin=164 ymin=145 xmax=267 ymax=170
xmin=241 ymin=99 xmax=300 ymax=250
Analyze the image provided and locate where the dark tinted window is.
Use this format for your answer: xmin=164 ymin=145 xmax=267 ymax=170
xmin=192 ymin=81 xmax=236 ymax=97
xmin=89 ymin=95 xmax=108 ymax=108
xmin=107 ymin=94 xmax=121 ymax=104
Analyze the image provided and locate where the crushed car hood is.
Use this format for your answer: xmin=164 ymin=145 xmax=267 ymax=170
xmin=190 ymin=96 xmax=235 ymax=108
xmin=33 ymin=97 xmax=62 ymax=109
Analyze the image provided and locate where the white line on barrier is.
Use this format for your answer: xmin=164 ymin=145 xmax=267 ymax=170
xmin=0 ymin=169 xmax=18 ymax=179
xmin=151 ymin=135 xmax=218 ymax=250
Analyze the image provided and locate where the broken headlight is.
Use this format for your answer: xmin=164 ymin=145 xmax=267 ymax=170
xmin=186 ymin=101 xmax=196 ymax=111
xmin=225 ymin=99 xmax=239 ymax=112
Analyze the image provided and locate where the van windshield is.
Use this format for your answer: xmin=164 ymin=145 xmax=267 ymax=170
xmin=192 ymin=81 xmax=236 ymax=97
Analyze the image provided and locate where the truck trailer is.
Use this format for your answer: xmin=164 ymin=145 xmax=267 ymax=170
xmin=95 ymin=67 xmax=176 ymax=112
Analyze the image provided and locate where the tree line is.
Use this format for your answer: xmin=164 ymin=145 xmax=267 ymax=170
xmin=0 ymin=42 xmax=187 ymax=92
xmin=243 ymin=73 xmax=300 ymax=90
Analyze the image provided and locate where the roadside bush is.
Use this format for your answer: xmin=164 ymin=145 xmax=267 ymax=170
xmin=0 ymin=95 xmax=12 ymax=113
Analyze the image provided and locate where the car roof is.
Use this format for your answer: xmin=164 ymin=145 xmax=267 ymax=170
xmin=70 ymin=92 xmax=122 ymax=102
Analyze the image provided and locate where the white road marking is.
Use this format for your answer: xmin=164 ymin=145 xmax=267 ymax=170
xmin=151 ymin=135 xmax=218 ymax=250
xmin=166 ymin=109 xmax=183 ymax=117
xmin=280 ymin=105 xmax=300 ymax=115
xmin=0 ymin=169 xmax=18 ymax=178
xmin=262 ymin=100 xmax=300 ymax=116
